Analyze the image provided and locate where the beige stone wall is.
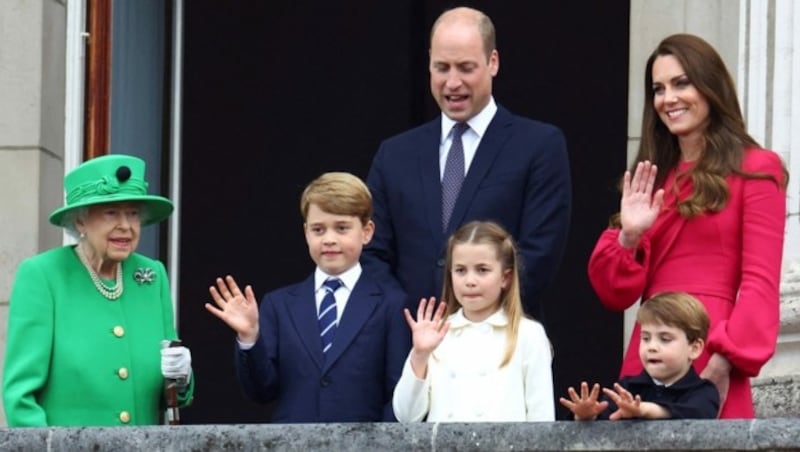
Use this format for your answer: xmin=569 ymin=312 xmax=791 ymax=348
xmin=0 ymin=0 xmax=67 ymax=426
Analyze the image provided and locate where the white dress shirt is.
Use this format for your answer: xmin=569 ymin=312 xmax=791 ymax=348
xmin=438 ymin=97 xmax=498 ymax=179
xmin=313 ymin=263 xmax=361 ymax=322
xmin=392 ymin=308 xmax=555 ymax=422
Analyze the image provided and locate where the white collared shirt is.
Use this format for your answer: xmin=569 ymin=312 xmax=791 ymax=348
xmin=313 ymin=263 xmax=361 ymax=323
xmin=438 ymin=97 xmax=498 ymax=179
xmin=392 ymin=308 xmax=555 ymax=422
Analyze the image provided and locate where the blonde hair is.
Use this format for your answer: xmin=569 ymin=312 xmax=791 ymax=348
xmin=300 ymin=172 xmax=373 ymax=225
xmin=441 ymin=221 xmax=526 ymax=367
xmin=637 ymin=292 xmax=710 ymax=343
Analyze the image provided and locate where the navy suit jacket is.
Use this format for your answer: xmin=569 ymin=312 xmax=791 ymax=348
xmin=236 ymin=271 xmax=410 ymax=422
xmin=599 ymin=368 xmax=720 ymax=419
xmin=362 ymin=106 xmax=571 ymax=322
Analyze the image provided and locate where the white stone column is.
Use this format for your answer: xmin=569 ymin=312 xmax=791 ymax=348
xmin=0 ymin=0 xmax=67 ymax=426
xmin=737 ymin=1 xmax=800 ymax=278
xmin=740 ymin=0 xmax=800 ymax=416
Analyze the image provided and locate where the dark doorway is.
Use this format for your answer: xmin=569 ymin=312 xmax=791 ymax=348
xmin=180 ymin=0 xmax=629 ymax=423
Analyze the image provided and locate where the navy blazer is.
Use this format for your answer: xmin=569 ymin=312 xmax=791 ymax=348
xmin=599 ymin=368 xmax=720 ymax=419
xmin=362 ymin=106 xmax=571 ymax=321
xmin=236 ymin=271 xmax=410 ymax=422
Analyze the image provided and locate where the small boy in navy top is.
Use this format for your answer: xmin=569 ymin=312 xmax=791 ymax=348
xmin=206 ymin=172 xmax=410 ymax=422
xmin=560 ymin=292 xmax=719 ymax=420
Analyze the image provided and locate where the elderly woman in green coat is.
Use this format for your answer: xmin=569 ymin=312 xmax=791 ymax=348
xmin=2 ymin=154 xmax=194 ymax=426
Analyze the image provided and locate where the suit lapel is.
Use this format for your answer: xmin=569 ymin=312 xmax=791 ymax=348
xmin=446 ymin=107 xmax=513 ymax=235
xmin=418 ymin=118 xmax=447 ymax=242
xmin=322 ymin=277 xmax=380 ymax=372
xmin=286 ymin=275 xmax=324 ymax=370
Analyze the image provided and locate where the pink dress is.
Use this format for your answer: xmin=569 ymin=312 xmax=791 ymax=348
xmin=588 ymin=148 xmax=786 ymax=418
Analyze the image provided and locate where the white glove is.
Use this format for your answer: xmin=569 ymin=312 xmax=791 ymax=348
xmin=161 ymin=345 xmax=192 ymax=383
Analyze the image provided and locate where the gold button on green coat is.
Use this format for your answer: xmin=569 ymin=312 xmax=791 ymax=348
xmin=119 ymin=411 xmax=131 ymax=423
xmin=118 ymin=368 xmax=129 ymax=380
xmin=113 ymin=326 xmax=125 ymax=338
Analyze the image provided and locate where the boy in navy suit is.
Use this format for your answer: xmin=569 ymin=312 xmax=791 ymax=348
xmin=206 ymin=172 xmax=410 ymax=422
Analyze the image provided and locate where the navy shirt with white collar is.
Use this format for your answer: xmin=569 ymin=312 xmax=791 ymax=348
xmin=599 ymin=367 xmax=720 ymax=419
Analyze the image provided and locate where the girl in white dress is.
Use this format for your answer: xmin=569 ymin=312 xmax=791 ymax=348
xmin=392 ymin=221 xmax=554 ymax=422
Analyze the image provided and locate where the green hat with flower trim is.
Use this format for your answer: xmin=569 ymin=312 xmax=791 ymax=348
xmin=49 ymin=154 xmax=174 ymax=227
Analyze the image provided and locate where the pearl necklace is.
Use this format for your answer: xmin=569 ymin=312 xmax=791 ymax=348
xmin=75 ymin=246 xmax=123 ymax=300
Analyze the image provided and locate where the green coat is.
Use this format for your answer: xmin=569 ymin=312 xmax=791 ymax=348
xmin=3 ymin=246 xmax=193 ymax=426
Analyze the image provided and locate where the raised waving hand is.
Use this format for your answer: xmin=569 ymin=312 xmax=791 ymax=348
xmin=619 ymin=161 xmax=665 ymax=248
xmin=205 ymin=275 xmax=259 ymax=343
xmin=559 ymin=381 xmax=609 ymax=421
xmin=404 ymin=297 xmax=450 ymax=379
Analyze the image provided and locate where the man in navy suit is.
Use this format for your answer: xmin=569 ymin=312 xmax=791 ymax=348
xmin=362 ymin=7 xmax=571 ymax=323
xmin=206 ymin=172 xmax=409 ymax=422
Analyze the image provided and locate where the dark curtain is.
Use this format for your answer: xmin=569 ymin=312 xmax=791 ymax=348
xmin=180 ymin=0 xmax=629 ymax=423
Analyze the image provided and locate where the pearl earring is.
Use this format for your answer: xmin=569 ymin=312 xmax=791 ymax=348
xmin=79 ymin=232 xmax=86 ymax=239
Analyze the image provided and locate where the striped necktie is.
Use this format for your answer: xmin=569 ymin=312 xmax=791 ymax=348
xmin=318 ymin=278 xmax=341 ymax=354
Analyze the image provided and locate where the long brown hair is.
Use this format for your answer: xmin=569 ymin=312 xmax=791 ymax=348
xmin=619 ymin=33 xmax=786 ymax=223
xmin=441 ymin=221 xmax=527 ymax=367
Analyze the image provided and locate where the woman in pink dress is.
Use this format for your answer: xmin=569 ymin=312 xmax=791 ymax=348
xmin=588 ymin=34 xmax=788 ymax=418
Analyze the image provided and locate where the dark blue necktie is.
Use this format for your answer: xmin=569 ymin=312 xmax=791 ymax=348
xmin=319 ymin=279 xmax=341 ymax=354
xmin=442 ymin=122 xmax=469 ymax=230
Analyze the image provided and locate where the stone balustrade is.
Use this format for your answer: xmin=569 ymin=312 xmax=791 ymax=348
xmin=1 ymin=419 xmax=800 ymax=451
